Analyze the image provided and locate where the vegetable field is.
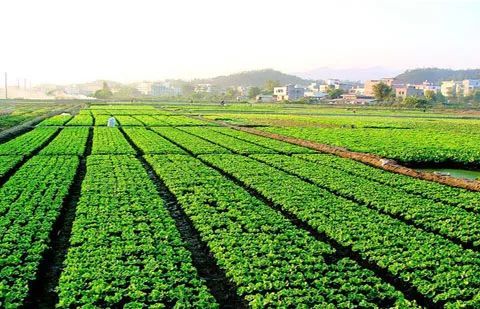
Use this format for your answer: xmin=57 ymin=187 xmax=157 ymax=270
xmin=0 ymin=103 xmax=479 ymax=308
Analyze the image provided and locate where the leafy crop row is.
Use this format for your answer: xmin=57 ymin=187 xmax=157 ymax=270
xmin=114 ymin=115 xmax=145 ymax=126
xmin=57 ymin=155 xmax=216 ymax=308
xmin=262 ymin=126 xmax=480 ymax=165
xmin=297 ymin=153 xmax=480 ymax=213
xmin=40 ymin=128 xmax=89 ymax=155
xmin=154 ymin=115 xmax=213 ymax=126
xmin=65 ymin=114 xmax=94 ymax=126
xmin=152 ymin=127 xmax=230 ymax=155
xmin=123 ymin=127 xmax=185 ymax=154
xmin=132 ymin=115 xmax=168 ymax=126
xmin=93 ymin=115 xmax=114 ymax=126
xmin=0 ymin=127 xmax=58 ymax=155
xmin=201 ymin=154 xmax=480 ymax=307
xmin=0 ymin=155 xmax=79 ymax=307
xmin=211 ymin=127 xmax=316 ymax=154
xmin=180 ymin=127 xmax=274 ymax=155
xmin=146 ymin=154 xmax=413 ymax=308
xmin=91 ymin=127 xmax=135 ymax=154
xmin=0 ymin=156 xmax=23 ymax=178
xmin=251 ymin=154 xmax=480 ymax=248
xmin=37 ymin=114 xmax=73 ymax=126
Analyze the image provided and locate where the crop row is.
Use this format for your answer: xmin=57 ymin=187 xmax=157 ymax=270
xmin=179 ymin=127 xmax=275 ymax=155
xmin=91 ymin=127 xmax=135 ymax=154
xmin=39 ymin=128 xmax=90 ymax=155
xmin=146 ymin=154 xmax=414 ymax=308
xmin=123 ymin=127 xmax=185 ymax=154
xmin=262 ymin=126 xmax=480 ymax=165
xmin=153 ymin=115 xmax=212 ymax=126
xmin=0 ymin=155 xmax=79 ymax=307
xmin=251 ymin=154 xmax=480 ymax=248
xmin=131 ymin=115 xmax=167 ymax=126
xmin=114 ymin=115 xmax=145 ymax=126
xmin=37 ymin=114 xmax=73 ymax=126
xmin=65 ymin=114 xmax=94 ymax=126
xmin=0 ymin=156 xmax=23 ymax=178
xmin=152 ymin=127 xmax=231 ymax=155
xmin=211 ymin=127 xmax=316 ymax=154
xmin=93 ymin=115 xmax=113 ymax=126
xmin=57 ymin=155 xmax=215 ymax=308
xmin=0 ymin=127 xmax=58 ymax=156
xmin=297 ymin=153 xmax=480 ymax=213
xmin=200 ymin=154 xmax=480 ymax=307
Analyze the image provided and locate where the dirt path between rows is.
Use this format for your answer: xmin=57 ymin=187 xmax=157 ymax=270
xmin=202 ymin=118 xmax=480 ymax=192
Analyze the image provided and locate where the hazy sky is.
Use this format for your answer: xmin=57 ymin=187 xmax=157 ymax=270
xmin=1 ymin=0 xmax=479 ymax=84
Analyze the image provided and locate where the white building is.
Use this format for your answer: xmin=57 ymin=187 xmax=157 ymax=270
xmin=441 ymin=81 xmax=462 ymax=97
xmin=255 ymin=94 xmax=274 ymax=102
xmin=462 ymin=79 xmax=480 ymax=96
xmin=136 ymin=82 xmax=153 ymax=95
xmin=194 ymin=83 xmax=217 ymax=93
xmin=151 ymin=83 xmax=181 ymax=96
xmin=273 ymin=84 xmax=305 ymax=101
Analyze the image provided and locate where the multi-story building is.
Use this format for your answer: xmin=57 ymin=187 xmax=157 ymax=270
xmin=364 ymin=78 xmax=397 ymax=96
xmin=440 ymin=81 xmax=461 ymax=97
xmin=462 ymin=79 xmax=480 ymax=96
xmin=395 ymin=85 xmax=424 ymax=98
xmin=194 ymin=83 xmax=217 ymax=93
xmin=136 ymin=82 xmax=152 ymax=95
xmin=151 ymin=83 xmax=181 ymax=96
xmin=273 ymin=84 xmax=305 ymax=101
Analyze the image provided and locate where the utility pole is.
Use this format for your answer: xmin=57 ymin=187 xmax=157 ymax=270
xmin=4 ymin=72 xmax=7 ymax=99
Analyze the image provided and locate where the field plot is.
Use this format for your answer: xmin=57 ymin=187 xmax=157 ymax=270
xmin=65 ymin=114 xmax=94 ymax=126
xmin=37 ymin=114 xmax=73 ymax=126
xmin=0 ymin=103 xmax=479 ymax=308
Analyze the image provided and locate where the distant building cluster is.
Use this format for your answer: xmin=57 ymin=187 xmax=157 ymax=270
xmin=135 ymin=81 xmax=182 ymax=97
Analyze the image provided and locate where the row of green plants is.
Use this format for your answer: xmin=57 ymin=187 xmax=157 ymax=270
xmin=65 ymin=114 xmax=94 ymax=126
xmin=152 ymin=127 xmax=231 ymax=155
xmin=211 ymin=127 xmax=315 ymax=154
xmin=146 ymin=154 xmax=413 ymax=308
xmin=130 ymin=115 xmax=167 ymax=126
xmin=114 ymin=115 xmax=145 ymax=126
xmin=251 ymin=154 xmax=480 ymax=248
xmin=123 ymin=127 xmax=186 ymax=154
xmin=154 ymin=115 xmax=212 ymax=126
xmin=0 ymin=127 xmax=58 ymax=155
xmin=57 ymin=155 xmax=216 ymax=308
xmin=180 ymin=127 xmax=274 ymax=155
xmin=40 ymin=128 xmax=89 ymax=155
xmin=0 ymin=155 xmax=79 ymax=308
xmin=200 ymin=154 xmax=480 ymax=307
xmin=91 ymin=127 xmax=135 ymax=154
xmin=297 ymin=154 xmax=480 ymax=213
xmin=0 ymin=155 xmax=23 ymax=177
xmin=37 ymin=114 xmax=73 ymax=126
xmin=262 ymin=126 xmax=480 ymax=165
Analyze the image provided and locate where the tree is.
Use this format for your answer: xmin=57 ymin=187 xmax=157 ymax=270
xmin=327 ymin=87 xmax=344 ymax=99
xmin=402 ymin=96 xmax=431 ymax=108
xmin=372 ymin=82 xmax=393 ymax=101
xmin=94 ymin=81 xmax=113 ymax=99
xmin=473 ymin=90 xmax=480 ymax=103
xmin=264 ymin=80 xmax=280 ymax=94
xmin=248 ymin=87 xmax=261 ymax=99
xmin=424 ymin=90 xmax=436 ymax=102
xmin=112 ymin=86 xmax=141 ymax=99
xmin=225 ymin=87 xmax=239 ymax=99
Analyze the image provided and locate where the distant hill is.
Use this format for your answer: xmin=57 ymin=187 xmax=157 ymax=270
xmin=296 ymin=66 xmax=402 ymax=81
xmin=395 ymin=68 xmax=480 ymax=84
xmin=194 ymin=69 xmax=310 ymax=88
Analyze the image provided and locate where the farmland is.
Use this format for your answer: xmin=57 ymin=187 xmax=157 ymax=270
xmin=0 ymin=102 xmax=479 ymax=308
